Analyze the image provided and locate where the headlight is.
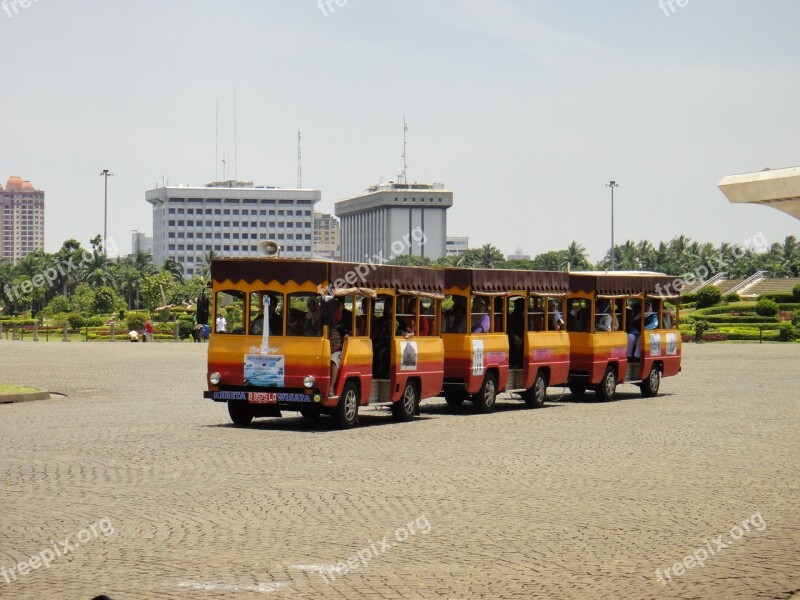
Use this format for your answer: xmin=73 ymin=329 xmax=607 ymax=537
xmin=303 ymin=375 xmax=315 ymax=388
xmin=209 ymin=372 xmax=221 ymax=385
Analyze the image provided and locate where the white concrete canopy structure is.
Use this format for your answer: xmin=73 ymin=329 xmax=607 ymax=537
xmin=717 ymin=166 xmax=800 ymax=220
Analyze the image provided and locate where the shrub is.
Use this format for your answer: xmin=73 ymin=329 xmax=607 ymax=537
xmin=680 ymin=292 xmax=697 ymax=304
xmin=778 ymin=323 xmax=797 ymax=342
xmin=694 ymin=319 xmax=708 ymax=342
xmin=755 ymin=299 xmax=780 ymax=317
xmin=66 ymin=312 xmax=85 ymax=329
xmin=86 ymin=316 xmax=105 ymax=327
xmin=695 ymin=287 xmax=722 ymax=309
xmin=701 ymin=332 xmax=728 ymax=342
xmin=177 ymin=319 xmax=193 ymax=340
xmin=723 ymin=292 xmax=741 ymax=303
xmin=794 ymin=283 xmax=800 ymax=302
xmin=125 ymin=311 xmax=148 ymax=332
xmin=792 ymin=310 xmax=800 ymax=327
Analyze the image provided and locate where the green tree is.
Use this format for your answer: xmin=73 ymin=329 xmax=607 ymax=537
xmin=140 ymin=272 xmax=178 ymax=311
xmin=387 ymin=255 xmax=432 ymax=266
xmin=92 ymin=286 xmax=119 ymax=314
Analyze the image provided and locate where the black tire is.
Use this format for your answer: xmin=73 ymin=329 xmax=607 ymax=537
xmin=299 ymin=405 xmax=323 ymax=419
xmin=392 ymin=381 xmax=419 ymax=421
xmin=228 ymin=401 xmax=253 ymax=426
xmin=640 ymin=366 xmax=661 ymax=398
xmin=596 ymin=367 xmax=617 ymax=402
xmin=472 ymin=373 xmax=498 ymax=413
xmin=333 ymin=381 xmax=359 ymax=429
xmin=523 ymin=371 xmax=548 ymax=408
xmin=568 ymin=383 xmax=588 ymax=398
xmin=444 ymin=393 xmax=465 ymax=407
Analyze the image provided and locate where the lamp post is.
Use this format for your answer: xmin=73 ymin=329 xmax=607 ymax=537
xmin=606 ymin=180 xmax=619 ymax=270
xmin=100 ymin=169 xmax=113 ymax=256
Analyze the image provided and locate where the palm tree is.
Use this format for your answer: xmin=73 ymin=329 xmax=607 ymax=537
xmin=471 ymin=244 xmax=505 ymax=268
xmin=162 ymin=258 xmax=185 ymax=283
xmin=565 ymin=241 xmax=589 ymax=271
xmin=198 ymin=249 xmax=221 ymax=280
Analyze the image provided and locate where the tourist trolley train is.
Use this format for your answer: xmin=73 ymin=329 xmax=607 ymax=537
xmin=203 ymin=256 xmax=681 ymax=428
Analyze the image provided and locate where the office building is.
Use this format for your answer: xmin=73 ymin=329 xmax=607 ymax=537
xmin=446 ymin=236 xmax=469 ymax=257
xmin=335 ymin=182 xmax=453 ymax=262
xmin=313 ymin=212 xmax=340 ymax=260
xmin=146 ymin=180 xmax=320 ymax=276
xmin=131 ymin=230 xmax=153 ymax=255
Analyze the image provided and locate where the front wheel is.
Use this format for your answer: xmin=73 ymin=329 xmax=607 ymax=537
xmin=523 ymin=371 xmax=548 ymax=408
xmin=333 ymin=381 xmax=359 ymax=429
xmin=472 ymin=374 xmax=497 ymax=413
xmin=640 ymin=367 xmax=661 ymax=398
xmin=228 ymin=401 xmax=253 ymax=426
xmin=596 ymin=367 xmax=617 ymax=402
xmin=392 ymin=381 xmax=419 ymax=421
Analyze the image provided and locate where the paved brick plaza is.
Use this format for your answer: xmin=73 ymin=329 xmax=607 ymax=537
xmin=0 ymin=340 xmax=798 ymax=599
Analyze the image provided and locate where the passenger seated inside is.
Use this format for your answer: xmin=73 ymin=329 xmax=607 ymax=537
xmin=419 ymin=300 xmax=433 ymax=336
xmin=644 ymin=301 xmax=659 ymax=329
xmin=443 ymin=296 xmax=467 ymax=333
xmin=576 ymin=307 xmax=590 ymax=332
xmin=287 ymin=308 xmax=305 ymax=335
xmin=250 ymin=293 xmax=281 ymax=335
xmin=548 ymin=300 xmax=564 ymax=331
xmin=305 ymin=296 xmax=323 ymax=336
xmin=595 ymin=299 xmax=612 ymax=332
xmin=471 ymin=297 xmax=491 ymax=333
xmin=627 ymin=302 xmax=642 ymax=360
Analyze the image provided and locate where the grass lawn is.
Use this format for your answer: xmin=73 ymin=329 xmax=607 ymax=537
xmin=0 ymin=384 xmax=40 ymax=394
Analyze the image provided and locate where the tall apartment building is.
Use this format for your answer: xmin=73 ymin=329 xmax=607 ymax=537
xmin=335 ymin=182 xmax=453 ymax=262
xmin=313 ymin=212 xmax=340 ymax=260
xmin=0 ymin=176 xmax=45 ymax=264
xmin=145 ymin=180 xmax=320 ymax=276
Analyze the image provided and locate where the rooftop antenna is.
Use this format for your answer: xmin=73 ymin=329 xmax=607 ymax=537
xmin=222 ymin=156 xmax=227 ymax=181
xmin=401 ymin=117 xmax=408 ymax=184
xmin=297 ymin=131 xmax=302 ymax=189
xmin=215 ymin=96 xmax=219 ymax=183
xmin=233 ymin=89 xmax=238 ymax=181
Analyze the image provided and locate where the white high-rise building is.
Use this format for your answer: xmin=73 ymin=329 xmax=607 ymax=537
xmin=335 ymin=182 xmax=453 ymax=262
xmin=146 ymin=180 xmax=320 ymax=276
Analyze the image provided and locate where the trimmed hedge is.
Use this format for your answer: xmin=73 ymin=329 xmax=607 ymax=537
xmin=759 ymin=292 xmax=794 ymax=303
xmin=699 ymin=315 xmax=779 ymax=324
xmin=755 ymin=299 xmax=780 ymax=317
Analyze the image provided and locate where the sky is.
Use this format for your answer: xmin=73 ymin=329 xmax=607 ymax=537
xmin=2 ymin=0 xmax=799 ymax=261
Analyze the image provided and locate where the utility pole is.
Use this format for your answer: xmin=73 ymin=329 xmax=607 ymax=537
xmin=606 ymin=180 xmax=619 ymax=270
xmin=100 ymin=169 xmax=114 ymax=256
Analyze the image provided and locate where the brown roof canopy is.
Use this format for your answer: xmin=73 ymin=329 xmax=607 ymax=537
xmin=445 ymin=268 xmax=570 ymax=293
xmin=330 ymin=263 xmax=444 ymax=292
xmin=569 ymin=272 xmax=675 ymax=295
xmin=211 ymin=258 xmax=329 ymax=285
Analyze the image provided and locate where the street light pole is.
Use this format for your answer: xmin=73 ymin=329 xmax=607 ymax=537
xmin=100 ymin=169 xmax=113 ymax=256
xmin=606 ymin=180 xmax=619 ymax=270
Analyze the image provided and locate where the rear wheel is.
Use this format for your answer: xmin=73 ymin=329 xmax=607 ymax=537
xmin=472 ymin=373 xmax=497 ymax=413
xmin=228 ymin=401 xmax=253 ymax=426
xmin=568 ymin=383 xmax=587 ymax=398
xmin=596 ymin=367 xmax=617 ymax=402
xmin=523 ymin=371 xmax=548 ymax=408
xmin=333 ymin=381 xmax=359 ymax=429
xmin=640 ymin=367 xmax=661 ymax=398
xmin=392 ymin=381 xmax=419 ymax=421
